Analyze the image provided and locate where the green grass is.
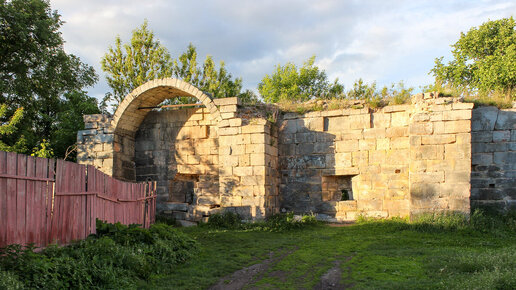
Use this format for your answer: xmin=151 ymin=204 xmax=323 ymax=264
xmin=144 ymin=213 xmax=516 ymax=289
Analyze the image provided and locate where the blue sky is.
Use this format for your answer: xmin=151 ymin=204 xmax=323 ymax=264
xmin=51 ymin=0 xmax=516 ymax=100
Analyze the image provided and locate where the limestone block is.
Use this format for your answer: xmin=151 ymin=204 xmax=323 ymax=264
xmin=341 ymin=130 xmax=363 ymax=140
xmin=448 ymin=198 xmax=470 ymax=212
xmin=220 ymin=155 xmax=239 ymax=167
xmin=411 ymin=145 xmax=444 ymax=160
xmin=390 ymin=137 xmax=409 ymax=149
xmin=444 ymin=120 xmax=471 ymax=134
xmin=472 ymin=153 xmax=493 ymax=166
xmin=384 ymin=189 xmax=408 ymax=200
xmin=250 ymin=153 xmax=265 ymax=166
xmin=443 ymin=110 xmax=472 ymax=121
xmin=385 ymin=149 xmax=409 ymax=165
xmin=364 ymin=128 xmax=386 ymax=139
xmin=221 ymin=196 xmax=242 ymax=206
xmin=472 ymin=107 xmax=499 ymax=131
xmin=233 ymin=166 xmax=253 ymax=176
xmin=372 ymin=113 xmax=391 ymax=128
xmin=352 ymin=151 xmax=369 ymax=166
xmin=495 ymin=110 xmax=516 ymax=130
xmin=217 ymin=119 xmax=230 ymax=128
xmin=295 ymin=132 xmax=316 ymax=143
xmin=314 ymin=142 xmax=334 ymax=154
xmin=213 ymin=97 xmax=241 ymax=106
xmin=383 ymin=105 xmax=411 ymax=113
xmin=409 ymin=122 xmax=433 ymax=135
xmin=229 ymin=118 xmax=242 ymax=127
xmin=410 ymin=136 xmax=421 ymax=146
xmin=383 ymin=200 xmax=410 ymax=211
xmin=336 ymin=140 xmax=359 ymax=152
xmin=343 ymin=108 xmax=370 ymax=115
xmin=326 ymin=116 xmax=349 ymax=131
xmin=421 ymin=134 xmax=456 ymax=145
xmin=386 ymin=127 xmax=408 ymax=138
xmin=429 ymin=112 xmax=443 ymax=122
xmin=357 ymin=199 xmax=383 ymax=211
xmin=221 ymin=112 xmax=237 ymax=119
xmin=493 ymin=130 xmax=511 ymax=142
xmin=218 ymin=127 xmax=239 ymax=136
xmin=368 ymin=150 xmax=386 ymax=164
xmin=296 ymin=143 xmax=314 ymax=155
xmin=242 ymin=124 xmax=268 ymax=134
xmin=359 ymin=139 xmax=376 ymax=150
xmin=241 ymin=175 xmax=265 ymax=186
xmin=376 ymin=138 xmax=390 ymax=150
xmin=444 ymin=143 xmax=471 ymax=159
xmin=321 ymin=110 xmax=342 ymax=117
xmin=349 ymin=114 xmax=371 ymax=129
xmin=237 ymin=154 xmax=250 ymax=166
xmin=433 ymin=121 xmax=445 ymax=134
xmin=391 ymin=112 xmax=410 ymax=127
xmin=337 ymin=200 xmax=357 ymax=211
xmin=412 ymin=113 xmax=430 ymax=122
xmin=246 ymin=143 xmax=265 ymax=154
xmin=335 ymin=152 xmax=352 ymax=167
xmin=452 ymin=102 xmax=474 ymax=110
xmin=301 ymin=117 xmax=324 ymax=131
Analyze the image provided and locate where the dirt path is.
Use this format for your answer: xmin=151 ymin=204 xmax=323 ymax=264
xmin=314 ymin=256 xmax=354 ymax=289
xmin=208 ymin=247 xmax=298 ymax=290
xmin=209 ymin=249 xmax=354 ymax=290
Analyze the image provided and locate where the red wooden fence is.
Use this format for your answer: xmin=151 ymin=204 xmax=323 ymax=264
xmin=0 ymin=151 xmax=156 ymax=248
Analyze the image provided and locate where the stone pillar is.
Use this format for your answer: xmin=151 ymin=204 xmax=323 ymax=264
xmin=77 ymin=114 xmax=115 ymax=175
xmin=409 ymin=93 xmax=473 ymax=215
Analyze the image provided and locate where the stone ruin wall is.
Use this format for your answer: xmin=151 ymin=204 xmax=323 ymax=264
xmin=77 ymin=89 xmax=516 ymax=222
xmin=471 ymin=107 xmax=516 ymax=212
xmin=278 ymin=96 xmax=473 ymax=220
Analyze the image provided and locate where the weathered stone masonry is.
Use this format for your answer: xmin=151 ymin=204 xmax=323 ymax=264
xmin=78 ymin=78 xmax=516 ymax=222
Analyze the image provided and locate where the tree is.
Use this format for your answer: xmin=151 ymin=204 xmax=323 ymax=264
xmin=0 ymin=0 xmax=98 ymax=157
xmin=170 ymin=43 xmax=244 ymax=104
xmin=101 ymin=20 xmax=174 ymax=109
xmin=258 ymin=56 xmax=343 ymax=103
xmin=102 ymin=24 xmax=245 ymax=109
xmin=0 ymin=105 xmax=23 ymax=152
xmin=431 ymin=17 xmax=516 ymax=96
xmin=51 ymin=91 xmax=100 ymax=160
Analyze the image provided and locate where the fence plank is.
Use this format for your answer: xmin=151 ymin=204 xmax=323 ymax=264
xmin=0 ymin=152 xmax=6 ymax=247
xmin=25 ymin=156 xmax=35 ymax=245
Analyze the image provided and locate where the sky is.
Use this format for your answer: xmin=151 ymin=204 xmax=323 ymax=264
xmin=51 ymin=0 xmax=516 ymax=100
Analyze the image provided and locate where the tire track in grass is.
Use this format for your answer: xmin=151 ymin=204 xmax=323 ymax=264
xmin=209 ymin=246 xmax=299 ymax=290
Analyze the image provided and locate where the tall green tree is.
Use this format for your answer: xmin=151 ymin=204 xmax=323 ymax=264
xmin=170 ymin=43 xmax=244 ymax=104
xmin=258 ymin=56 xmax=343 ymax=103
xmin=0 ymin=0 xmax=98 ymax=157
xmin=101 ymin=20 xmax=174 ymax=109
xmin=431 ymin=17 xmax=516 ymax=97
xmin=102 ymin=23 xmax=245 ymax=108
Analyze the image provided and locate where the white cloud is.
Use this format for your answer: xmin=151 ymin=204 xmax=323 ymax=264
xmin=49 ymin=0 xmax=516 ymax=99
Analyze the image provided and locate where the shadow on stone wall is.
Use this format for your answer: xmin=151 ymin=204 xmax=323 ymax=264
xmin=471 ymin=107 xmax=516 ymax=213
xmin=279 ymin=119 xmax=338 ymax=216
xmin=134 ymin=108 xmax=219 ymax=213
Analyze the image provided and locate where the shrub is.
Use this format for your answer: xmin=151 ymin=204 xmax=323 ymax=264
xmin=0 ymin=220 xmax=198 ymax=289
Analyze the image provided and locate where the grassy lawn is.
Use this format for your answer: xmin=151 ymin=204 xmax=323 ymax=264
xmin=145 ymin=218 xmax=516 ymax=289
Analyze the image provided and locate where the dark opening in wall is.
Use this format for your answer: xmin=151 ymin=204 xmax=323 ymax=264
xmin=322 ymin=175 xmax=355 ymax=201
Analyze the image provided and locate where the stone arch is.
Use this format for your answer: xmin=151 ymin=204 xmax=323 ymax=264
xmin=110 ymin=78 xmax=222 ymax=181
xmin=112 ymin=78 xmax=222 ymax=138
